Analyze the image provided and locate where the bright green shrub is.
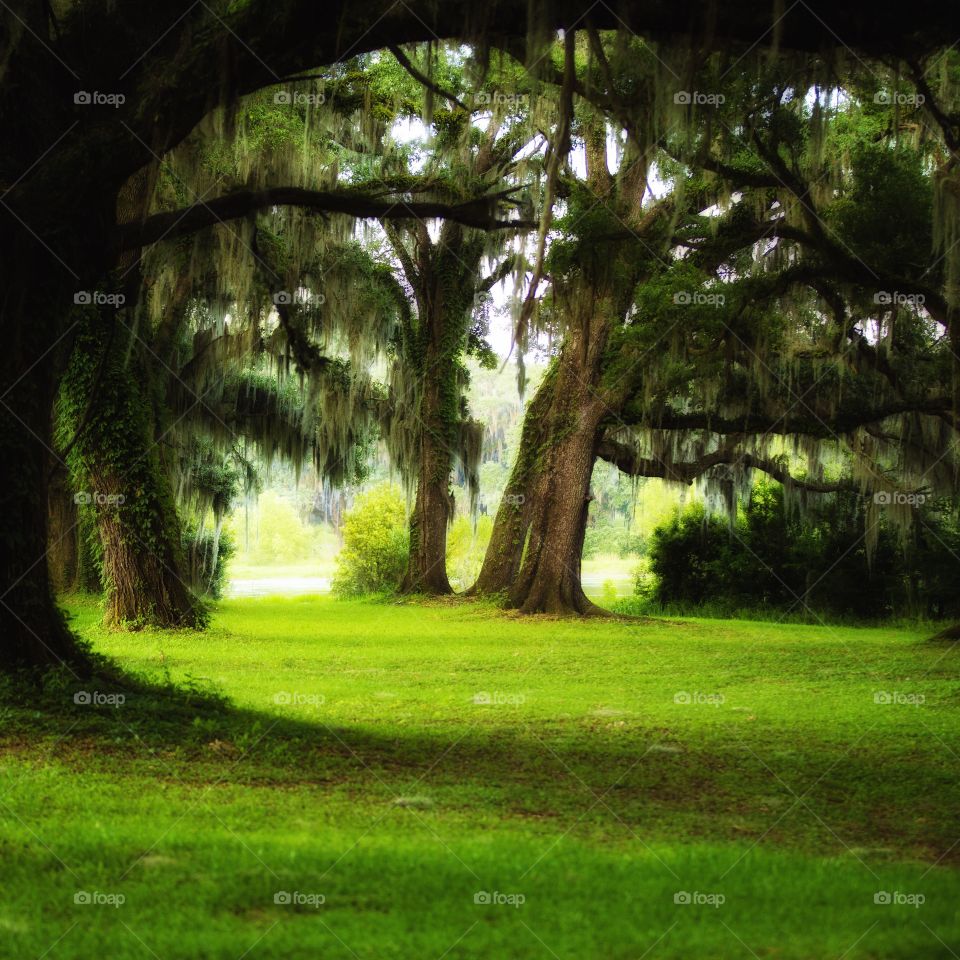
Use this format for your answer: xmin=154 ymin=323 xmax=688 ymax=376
xmin=332 ymin=485 xmax=409 ymax=597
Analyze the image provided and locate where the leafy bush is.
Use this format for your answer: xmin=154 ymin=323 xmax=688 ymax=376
xmin=635 ymin=483 xmax=960 ymax=621
xmin=332 ymin=485 xmax=409 ymax=597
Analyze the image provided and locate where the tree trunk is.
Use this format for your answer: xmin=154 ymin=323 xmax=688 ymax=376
xmin=470 ymin=364 xmax=557 ymax=595
xmin=0 ymin=253 xmax=90 ymax=670
xmin=475 ymin=316 xmax=617 ymax=615
xmin=62 ymin=313 xmax=202 ymax=629
xmin=508 ymin=377 xmax=606 ymax=616
xmin=47 ymin=466 xmax=80 ymax=594
xmin=400 ymin=349 xmax=454 ymax=594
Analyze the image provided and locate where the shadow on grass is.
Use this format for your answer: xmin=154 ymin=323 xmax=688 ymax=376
xmin=1 ymin=654 xmax=958 ymax=865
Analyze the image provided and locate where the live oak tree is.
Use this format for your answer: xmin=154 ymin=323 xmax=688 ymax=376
xmin=1 ymin=1 xmax=958 ymax=667
xmin=475 ymin=42 xmax=960 ymax=614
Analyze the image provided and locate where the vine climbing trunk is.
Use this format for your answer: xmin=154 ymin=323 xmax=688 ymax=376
xmin=61 ymin=311 xmax=202 ymax=629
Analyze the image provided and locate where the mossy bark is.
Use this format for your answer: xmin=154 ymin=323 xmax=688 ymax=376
xmin=506 ymin=330 xmax=611 ymax=615
xmin=61 ymin=313 xmax=202 ymax=629
xmin=470 ymin=363 xmax=558 ymax=595
xmin=399 ymin=317 xmax=458 ymax=595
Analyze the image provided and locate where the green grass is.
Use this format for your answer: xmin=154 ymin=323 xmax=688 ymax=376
xmin=1 ymin=596 xmax=958 ymax=958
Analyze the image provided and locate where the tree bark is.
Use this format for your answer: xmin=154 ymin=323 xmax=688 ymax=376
xmin=507 ymin=343 xmax=608 ymax=616
xmin=47 ymin=466 xmax=80 ymax=594
xmin=0 ymin=245 xmax=90 ymax=670
xmin=470 ymin=364 xmax=557 ymax=595
xmin=62 ymin=312 xmax=202 ymax=629
xmin=399 ymin=339 xmax=455 ymax=595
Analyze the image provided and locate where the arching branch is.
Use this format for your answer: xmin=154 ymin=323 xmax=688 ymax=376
xmin=115 ymin=188 xmax=537 ymax=253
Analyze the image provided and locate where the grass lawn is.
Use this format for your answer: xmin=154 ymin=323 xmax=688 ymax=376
xmin=1 ymin=596 xmax=958 ymax=958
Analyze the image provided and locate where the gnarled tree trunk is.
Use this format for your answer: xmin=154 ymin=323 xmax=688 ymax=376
xmin=470 ymin=363 xmax=557 ymax=595
xmin=62 ymin=313 xmax=201 ymax=629
xmin=506 ymin=340 xmax=608 ymax=615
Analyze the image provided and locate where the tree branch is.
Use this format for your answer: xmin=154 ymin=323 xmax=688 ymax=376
xmin=115 ymin=187 xmax=537 ymax=253
xmin=388 ymin=44 xmax=469 ymax=112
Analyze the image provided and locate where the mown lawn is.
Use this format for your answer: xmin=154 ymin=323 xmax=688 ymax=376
xmin=1 ymin=596 xmax=958 ymax=958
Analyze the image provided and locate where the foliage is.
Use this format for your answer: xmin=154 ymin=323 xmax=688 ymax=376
xmin=638 ymin=483 xmax=960 ymax=620
xmin=332 ymin=484 xmax=409 ymax=596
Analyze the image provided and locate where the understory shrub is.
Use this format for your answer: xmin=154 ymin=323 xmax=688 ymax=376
xmin=632 ymin=483 xmax=960 ymax=621
xmin=332 ymin=485 xmax=409 ymax=597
